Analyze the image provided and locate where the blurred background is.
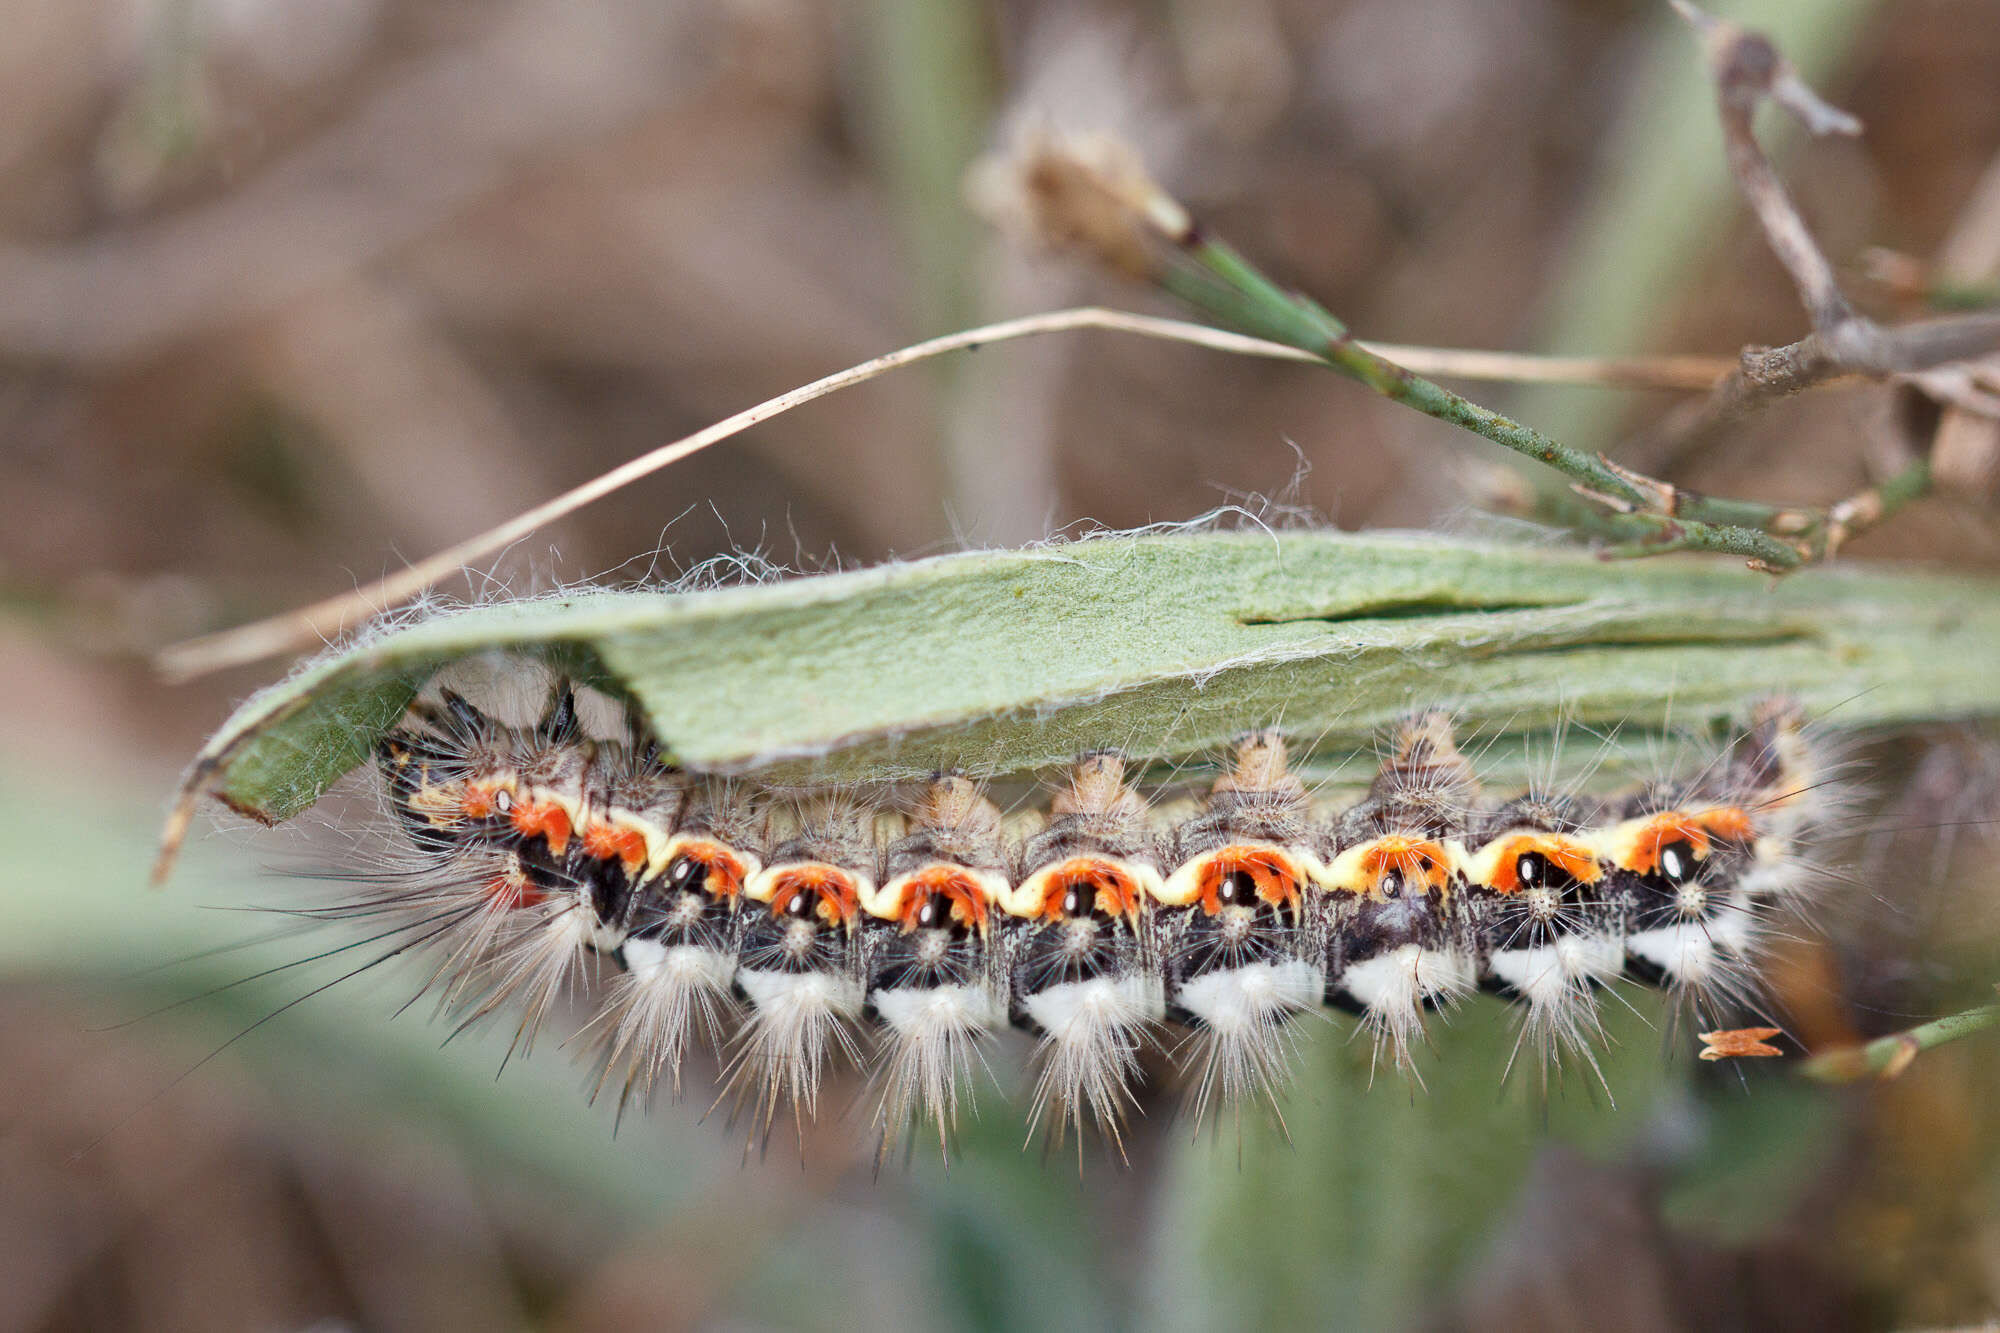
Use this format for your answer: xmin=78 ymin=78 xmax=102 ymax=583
xmin=5 ymin=0 xmax=2000 ymax=1329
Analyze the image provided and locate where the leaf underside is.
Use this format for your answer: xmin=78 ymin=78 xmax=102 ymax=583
xmin=177 ymin=530 xmax=2000 ymax=831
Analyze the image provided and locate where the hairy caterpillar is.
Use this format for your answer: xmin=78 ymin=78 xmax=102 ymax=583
xmin=331 ymin=652 xmax=1834 ymax=1157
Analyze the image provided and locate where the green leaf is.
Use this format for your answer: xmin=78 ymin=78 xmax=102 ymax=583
xmin=169 ymin=531 xmax=2000 ymax=849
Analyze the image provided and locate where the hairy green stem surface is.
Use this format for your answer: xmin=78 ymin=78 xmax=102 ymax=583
xmin=1800 ymin=1003 xmax=2000 ymax=1082
xmin=1159 ymin=235 xmax=1808 ymax=568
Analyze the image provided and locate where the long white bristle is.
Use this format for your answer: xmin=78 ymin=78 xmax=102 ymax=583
xmin=457 ymin=896 xmax=603 ymax=1061
xmin=870 ymin=982 xmax=1005 ymax=1152
xmin=1173 ymin=960 xmax=1322 ymax=1129
xmin=1339 ymin=945 xmax=1476 ymax=1077
xmin=1022 ymin=973 xmax=1160 ymax=1149
xmin=726 ymin=968 xmax=866 ymax=1137
xmin=588 ymin=940 xmax=737 ymax=1106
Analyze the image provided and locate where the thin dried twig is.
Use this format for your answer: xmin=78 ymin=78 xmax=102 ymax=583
xmin=155 ymin=306 xmax=1720 ymax=680
xmin=1360 ymin=345 xmax=1728 ymax=390
xmin=1916 ymin=146 xmax=2000 ymax=499
xmin=1638 ymin=4 xmax=2000 ymax=469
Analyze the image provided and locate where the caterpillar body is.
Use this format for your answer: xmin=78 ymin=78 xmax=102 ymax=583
xmin=345 ymin=655 xmax=1831 ymax=1156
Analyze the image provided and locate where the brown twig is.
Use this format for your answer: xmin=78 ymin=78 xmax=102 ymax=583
xmin=1636 ymin=4 xmax=2000 ymax=469
xmin=1915 ymin=147 xmax=2000 ymax=500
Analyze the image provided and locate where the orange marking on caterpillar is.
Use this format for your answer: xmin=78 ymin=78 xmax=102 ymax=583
xmin=766 ymin=866 xmax=860 ymax=926
xmin=510 ymin=800 xmax=572 ymax=856
xmin=1039 ymin=858 xmax=1143 ymax=922
xmin=583 ymin=821 xmax=649 ymax=872
xmin=678 ymin=840 xmax=750 ymax=898
xmin=486 ymin=868 xmax=547 ymax=912
xmin=1479 ymin=834 xmax=1601 ymax=894
xmin=1356 ymin=836 xmax=1452 ymax=896
xmin=1619 ymin=814 xmax=1711 ymax=876
xmin=1694 ymin=806 xmax=1754 ymax=845
xmin=898 ymin=866 xmax=991 ymax=934
xmin=1195 ymin=846 xmax=1302 ymax=914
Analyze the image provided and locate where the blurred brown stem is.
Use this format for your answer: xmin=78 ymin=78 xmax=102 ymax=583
xmin=1634 ymin=5 xmax=2000 ymax=472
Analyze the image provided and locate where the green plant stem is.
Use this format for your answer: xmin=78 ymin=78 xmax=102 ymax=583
xmin=1594 ymin=513 xmax=1794 ymax=563
xmin=1176 ymin=239 xmax=1647 ymax=509
xmin=1799 ymin=1002 xmax=2000 ymax=1082
xmin=1156 ymin=233 xmax=1810 ymax=569
xmin=1156 ymin=220 xmax=1939 ymax=568
xmin=1879 ymin=457 xmax=1935 ymax=509
xmin=1926 ymin=282 xmax=2000 ymax=312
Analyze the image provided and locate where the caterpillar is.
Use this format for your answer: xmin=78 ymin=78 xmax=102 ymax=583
xmin=337 ymin=653 xmax=1833 ymax=1156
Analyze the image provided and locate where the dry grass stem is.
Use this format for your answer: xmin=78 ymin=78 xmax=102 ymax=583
xmin=156 ymin=307 xmax=1730 ymax=681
